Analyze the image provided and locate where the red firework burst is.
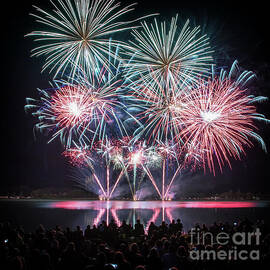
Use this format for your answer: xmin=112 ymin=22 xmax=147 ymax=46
xmin=177 ymin=77 xmax=264 ymax=174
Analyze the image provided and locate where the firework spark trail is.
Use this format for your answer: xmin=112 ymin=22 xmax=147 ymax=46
xmin=92 ymin=172 xmax=107 ymax=197
xmin=163 ymin=141 xmax=207 ymax=199
xmin=101 ymin=137 xmax=135 ymax=198
xmin=106 ymin=165 xmax=110 ymax=198
xmin=125 ymin=14 xmax=213 ymax=86
xmin=162 ymin=159 xmax=165 ymax=200
xmin=160 ymin=142 xmax=199 ymax=199
xmin=124 ymin=141 xmax=141 ymax=198
xmin=177 ymin=61 xmax=269 ymax=174
xmin=63 ymin=146 xmax=109 ymax=197
xmin=26 ymin=0 xmax=156 ymax=77
xmin=98 ymin=138 xmax=129 ymax=198
xmin=164 ymin=164 xmax=183 ymax=199
xmin=133 ymin=164 xmax=137 ymax=199
xmin=142 ymin=165 xmax=162 ymax=198
xmin=126 ymin=140 xmax=165 ymax=199
xmin=109 ymin=169 xmax=125 ymax=198
xmin=64 ymin=138 xmax=139 ymax=200
xmin=128 ymin=149 xmax=143 ymax=200
xmin=155 ymin=140 xmax=179 ymax=200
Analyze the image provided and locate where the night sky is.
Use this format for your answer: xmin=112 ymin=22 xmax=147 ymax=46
xmin=3 ymin=0 xmax=270 ymax=194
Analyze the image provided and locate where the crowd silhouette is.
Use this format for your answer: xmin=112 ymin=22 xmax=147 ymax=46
xmin=0 ymin=218 xmax=269 ymax=270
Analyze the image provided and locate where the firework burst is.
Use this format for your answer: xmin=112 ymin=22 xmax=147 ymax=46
xmin=125 ymin=14 xmax=213 ymax=86
xmin=177 ymin=61 xmax=269 ymax=174
xmin=25 ymin=64 xmax=127 ymax=148
xmin=26 ymin=0 xmax=154 ymax=77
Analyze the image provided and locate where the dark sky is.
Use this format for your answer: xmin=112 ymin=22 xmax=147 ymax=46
xmin=3 ymin=0 xmax=270 ymax=193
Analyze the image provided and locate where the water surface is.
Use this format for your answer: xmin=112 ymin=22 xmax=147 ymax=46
xmin=1 ymin=199 xmax=269 ymax=232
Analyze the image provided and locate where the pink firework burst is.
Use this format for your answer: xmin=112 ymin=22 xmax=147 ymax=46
xmin=25 ymin=63 xmax=126 ymax=148
xmin=51 ymin=85 xmax=94 ymax=128
xmin=50 ymin=82 xmax=118 ymax=129
xmin=178 ymin=77 xmax=267 ymax=174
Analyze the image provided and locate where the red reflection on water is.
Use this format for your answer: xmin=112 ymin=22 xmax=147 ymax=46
xmin=166 ymin=208 xmax=173 ymax=223
xmin=110 ymin=208 xmax=122 ymax=227
xmin=178 ymin=201 xmax=257 ymax=208
xmin=93 ymin=209 xmax=106 ymax=226
xmin=145 ymin=208 xmax=160 ymax=232
xmin=43 ymin=200 xmax=266 ymax=232
xmin=48 ymin=200 xmax=260 ymax=210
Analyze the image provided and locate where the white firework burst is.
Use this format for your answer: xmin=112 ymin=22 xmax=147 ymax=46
xmin=26 ymin=0 xmax=154 ymax=77
xmin=125 ymin=14 xmax=213 ymax=86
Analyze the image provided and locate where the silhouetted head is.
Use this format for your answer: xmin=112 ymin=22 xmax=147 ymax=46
xmin=130 ymin=242 xmax=138 ymax=253
xmin=149 ymin=247 xmax=159 ymax=258
xmin=114 ymin=251 xmax=125 ymax=263
xmin=135 ymin=266 xmax=145 ymax=270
